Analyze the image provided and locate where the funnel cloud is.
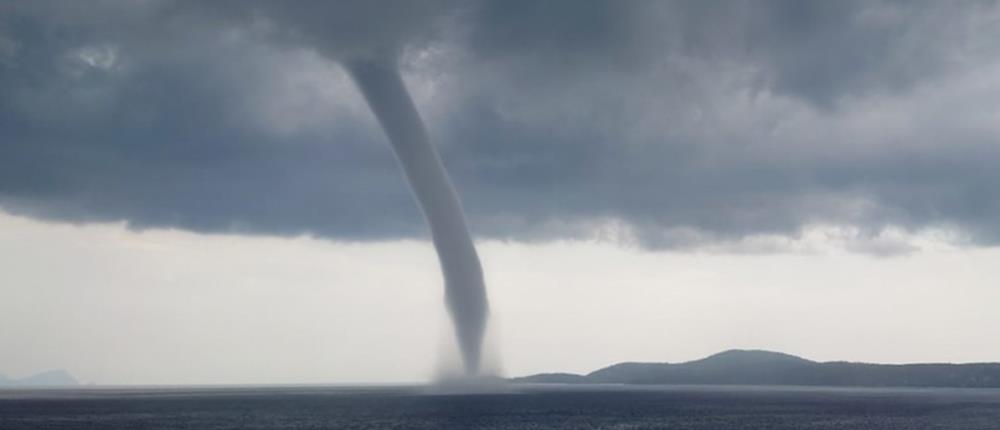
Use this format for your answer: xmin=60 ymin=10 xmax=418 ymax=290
xmin=345 ymin=59 xmax=488 ymax=374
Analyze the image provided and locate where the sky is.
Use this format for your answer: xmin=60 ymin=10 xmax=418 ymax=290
xmin=1 ymin=0 xmax=999 ymax=384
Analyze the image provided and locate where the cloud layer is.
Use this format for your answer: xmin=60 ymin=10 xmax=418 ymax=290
xmin=2 ymin=0 xmax=999 ymax=251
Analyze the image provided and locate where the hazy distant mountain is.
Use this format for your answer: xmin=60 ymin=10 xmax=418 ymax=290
xmin=0 ymin=370 xmax=79 ymax=387
xmin=513 ymin=350 xmax=1000 ymax=388
xmin=512 ymin=373 xmax=590 ymax=384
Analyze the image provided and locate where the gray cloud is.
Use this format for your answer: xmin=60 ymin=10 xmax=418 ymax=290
xmin=1 ymin=0 xmax=999 ymax=250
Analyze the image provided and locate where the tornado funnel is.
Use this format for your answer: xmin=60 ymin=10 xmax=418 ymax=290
xmin=345 ymin=59 xmax=489 ymax=375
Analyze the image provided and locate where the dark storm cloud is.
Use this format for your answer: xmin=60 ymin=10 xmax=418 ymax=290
xmin=1 ymin=0 xmax=999 ymax=249
xmin=0 ymin=0 xmax=429 ymax=238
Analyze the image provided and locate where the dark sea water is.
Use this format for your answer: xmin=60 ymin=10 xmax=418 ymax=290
xmin=3 ymin=384 xmax=1000 ymax=429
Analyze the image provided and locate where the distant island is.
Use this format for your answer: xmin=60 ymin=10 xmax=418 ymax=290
xmin=0 ymin=370 xmax=79 ymax=387
xmin=513 ymin=350 xmax=1000 ymax=388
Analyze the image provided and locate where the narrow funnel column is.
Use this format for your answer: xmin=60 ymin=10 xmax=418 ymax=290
xmin=346 ymin=59 xmax=489 ymax=375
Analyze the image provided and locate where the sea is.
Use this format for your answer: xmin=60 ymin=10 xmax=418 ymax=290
xmin=2 ymin=384 xmax=1000 ymax=429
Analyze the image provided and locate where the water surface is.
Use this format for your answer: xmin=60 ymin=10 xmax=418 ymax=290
xmin=3 ymin=384 xmax=999 ymax=429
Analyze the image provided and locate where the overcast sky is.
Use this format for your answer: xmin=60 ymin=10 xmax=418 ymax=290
xmin=1 ymin=0 xmax=999 ymax=384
